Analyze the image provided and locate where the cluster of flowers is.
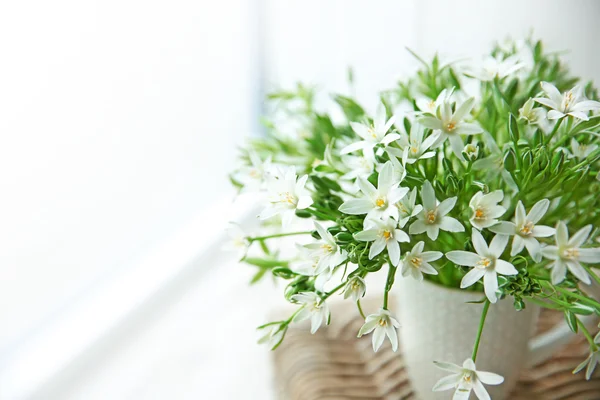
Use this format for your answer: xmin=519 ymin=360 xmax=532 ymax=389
xmin=229 ymin=38 xmax=600 ymax=399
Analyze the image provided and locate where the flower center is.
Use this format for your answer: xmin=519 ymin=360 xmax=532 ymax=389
xmin=249 ymin=169 xmax=259 ymax=178
xmin=563 ymin=247 xmax=580 ymax=260
xmin=378 ymin=318 xmax=387 ymax=327
xmin=375 ymin=197 xmax=387 ymax=208
xmin=562 ymin=91 xmax=574 ymax=111
xmin=519 ymin=221 xmax=534 ymax=236
xmin=476 ymin=257 xmax=493 ymax=269
xmin=462 ymin=373 xmax=473 ymax=383
xmin=383 ymin=230 xmax=392 ymax=240
xmin=426 ymin=210 xmax=437 ymax=224
xmin=446 ymin=121 xmax=456 ymax=132
xmin=410 ymin=256 xmax=422 ymax=268
xmin=321 ymin=244 xmax=334 ymax=253
xmin=368 ymin=126 xmax=377 ymax=139
xmin=397 ymin=202 xmax=407 ymax=214
xmin=474 ymin=207 xmax=486 ymax=220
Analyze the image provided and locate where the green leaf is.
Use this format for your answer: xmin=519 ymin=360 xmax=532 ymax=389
xmin=333 ymin=95 xmax=365 ymax=122
xmin=570 ymin=302 xmax=596 ymax=316
xmin=508 ymin=113 xmax=520 ymax=142
xmin=564 ymin=310 xmax=578 ymax=333
xmin=244 ymin=257 xmax=289 ymax=269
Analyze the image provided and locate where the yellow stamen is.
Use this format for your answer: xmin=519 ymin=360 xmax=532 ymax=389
xmin=519 ymin=221 xmax=534 ymax=236
xmin=426 ymin=210 xmax=436 ymax=224
xmin=446 ymin=122 xmax=456 ymax=132
xmin=383 ymin=230 xmax=392 ymax=240
xmin=375 ymin=198 xmax=386 ymax=208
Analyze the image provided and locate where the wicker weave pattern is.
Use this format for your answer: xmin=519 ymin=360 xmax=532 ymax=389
xmin=273 ymin=297 xmax=600 ymax=400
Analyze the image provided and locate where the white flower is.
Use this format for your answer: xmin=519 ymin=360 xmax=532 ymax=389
xmin=341 ymin=102 xmax=401 ymax=154
xmin=354 ymin=217 xmax=410 ymax=266
xmin=433 ymin=358 xmax=504 ymax=400
xmin=387 ymin=123 xmax=440 ymax=164
xmin=471 ymin=55 xmax=525 ymax=81
xmin=472 ymin=131 xmax=518 ymax=190
xmin=357 ymin=308 xmax=400 ymax=352
xmin=339 ymin=161 xmax=409 ymax=221
xmin=541 ymin=222 xmax=600 ymax=285
xmin=489 ymin=199 xmax=555 ymax=262
xmin=519 ymin=98 xmax=546 ymax=125
xmin=396 ymin=186 xmax=423 ymax=227
xmin=446 ymin=230 xmax=518 ymax=303
xmin=235 ymin=151 xmax=273 ymax=192
xmin=409 ymin=180 xmax=464 ymax=240
xmin=573 ymin=332 xmax=600 ymax=380
xmin=223 ymin=223 xmax=250 ymax=260
xmin=401 ymin=241 xmax=442 ymax=281
xmin=534 ymin=82 xmax=600 ymax=121
xmin=291 ymin=292 xmax=330 ymax=334
xmin=416 ymin=88 xmax=453 ymax=115
xmin=260 ymin=167 xmax=313 ymax=227
xmin=568 ymin=138 xmax=598 ymax=160
xmin=468 ymin=190 xmax=506 ymax=230
xmin=257 ymin=324 xmax=286 ymax=350
xmin=340 ymin=147 xmax=376 ymax=181
xmin=417 ymin=96 xmax=482 ymax=160
xmin=384 ymin=148 xmax=408 ymax=184
xmin=463 ymin=140 xmax=479 ymax=160
xmin=302 ymin=222 xmax=348 ymax=290
xmin=342 ymin=276 xmax=367 ymax=302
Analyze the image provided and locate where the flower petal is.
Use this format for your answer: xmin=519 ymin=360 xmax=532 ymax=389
xmin=532 ymin=225 xmax=555 ymax=237
xmin=472 ymin=378 xmax=491 ymax=400
xmin=551 ymin=259 xmax=567 ymax=284
xmin=354 ymin=229 xmax=379 ymax=242
xmin=341 ymin=140 xmax=368 ymax=154
xmin=472 ymin=229 xmax=489 ymax=255
xmin=483 ymin=270 xmax=499 ymax=303
xmin=369 ymin=238 xmax=386 ymax=259
xmin=440 ymin=216 xmax=465 ymax=232
xmin=447 ymin=251 xmax=481 ymax=267
xmin=527 ymin=199 xmax=550 ymax=224
xmin=438 ymin=196 xmax=458 ymax=216
xmin=434 ymin=361 xmax=464 ymax=373
xmin=579 ymin=248 xmax=600 ymax=263
xmin=387 ymin=240 xmax=401 ymax=266
xmin=476 ymin=371 xmax=504 ymax=385
xmin=358 ymin=177 xmax=378 ymax=199
xmin=566 ymin=260 xmax=591 ymax=285
xmin=421 ymin=180 xmax=436 ymax=211
xmin=461 ymin=268 xmax=486 ymax=288
xmin=495 ymin=259 xmax=518 ymax=276
xmin=569 ymin=225 xmax=592 ymax=248
xmin=556 ymin=221 xmax=569 ymax=246
xmin=432 ymin=374 xmax=461 ymax=391
xmin=489 ymin=221 xmax=516 ymax=235
xmin=489 ymin=234 xmax=509 ymax=258
xmin=339 ymin=198 xmax=373 ymax=215
xmin=409 ymin=220 xmax=427 ymax=235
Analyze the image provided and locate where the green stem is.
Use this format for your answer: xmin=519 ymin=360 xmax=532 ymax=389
xmin=578 ymin=319 xmax=598 ymax=351
xmin=322 ymin=279 xmax=347 ymax=301
xmin=471 ymin=300 xmax=491 ymax=363
xmin=544 ymin=118 xmax=563 ymax=146
xmin=357 ymin=299 xmax=366 ymax=319
xmin=383 ymin=263 xmax=398 ymax=310
xmin=248 ymin=231 xmax=312 ymax=242
xmin=539 ymin=281 xmax=600 ymax=310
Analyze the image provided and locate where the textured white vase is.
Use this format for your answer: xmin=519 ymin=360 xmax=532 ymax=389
xmin=395 ymin=276 xmax=539 ymax=400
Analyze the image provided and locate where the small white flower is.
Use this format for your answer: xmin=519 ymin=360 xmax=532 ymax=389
xmin=446 ymin=230 xmax=518 ymax=303
xmin=417 ymin=96 xmax=482 ymax=160
xmin=357 ymin=308 xmax=400 ymax=352
xmin=468 ymin=190 xmax=506 ymax=230
xmin=416 ymin=88 xmax=453 ymax=115
xmin=463 ymin=140 xmax=479 ymax=160
xmin=341 ymin=102 xmax=401 ymax=154
xmin=223 ymin=223 xmax=250 ymax=260
xmin=489 ymin=199 xmax=555 ymax=262
xmin=354 ymin=217 xmax=410 ymax=266
xmin=401 ymin=241 xmax=442 ymax=281
xmin=541 ymin=222 xmax=600 ymax=285
xmin=260 ymin=167 xmax=313 ymax=227
xmin=339 ymin=161 xmax=409 ymax=221
xmin=235 ymin=151 xmax=273 ymax=192
xmin=342 ymin=276 xmax=367 ymax=302
xmin=534 ymin=82 xmax=600 ymax=121
xmin=573 ymin=332 xmax=600 ymax=380
xmin=257 ymin=324 xmax=286 ymax=350
xmin=302 ymin=222 xmax=348 ymax=290
xmin=433 ymin=358 xmax=504 ymax=400
xmin=396 ymin=186 xmax=423 ymax=227
xmin=472 ymin=131 xmax=518 ymax=190
xmin=387 ymin=123 xmax=440 ymax=164
xmin=340 ymin=147 xmax=376 ymax=181
xmin=470 ymin=55 xmax=525 ymax=81
xmin=519 ymin=98 xmax=547 ymax=125
xmin=409 ymin=180 xmax=464 ymax=241
xmin=568 ymin=138 xmax=598 ymax=160
xmin=291 ymin=292 xmax=330 ymax=334
xmin=383 ymin=148 xmax=408 ymax=184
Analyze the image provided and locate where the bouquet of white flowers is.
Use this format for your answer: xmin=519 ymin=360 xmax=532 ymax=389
xmin=229 ymin=38 xmax=600 ymax=398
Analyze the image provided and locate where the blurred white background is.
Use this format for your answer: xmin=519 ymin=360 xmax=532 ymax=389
xmin=0 ymin=0 xmax=599 ymax=399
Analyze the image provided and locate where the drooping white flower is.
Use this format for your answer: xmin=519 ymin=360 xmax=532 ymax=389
xmin=470 ymin=55 xmax=525 ymax=81
xmin=291 ymin=292 xmax=330 ymax=334
xmin=416 ymin=88 xmax=453 ymax=115
xmin=301 ymin=222 xmax=348 ymax=290
xmin=342 ymin=276 xmax=367 ymax=302
xmin=519 ymin=98 xmax=547 ymax=125
xmin=341 ymin=103 xmax=401 ymax=154
xmin=534 ymin=82 xmax=600 ymax=121
xmin=354 ymin=217 xmax=410 ymax=266
xmin=396 ymin=186 xmax=423 ymax=227
xmin=541 ymin=222 xmax=600 ymax=285
xmin=257 ymin=324 xmax=286 ymax=350
xmin=387 ymin=123 xmax=440 ymax=164
xmin=573 ymin=332 xmax=600 ymax=380
xmin=469 ymin=190 xmax=506 ymax=230
xmin=568 ymin=138 xmax=598 ymax=160
xmin=446 ymin=230 xmax=518 ymax=303
xmin=357 ymin=308 xmax=400 ymax=352
xmin=260 ymin=167 xmax=313 ymax=227
xmin=339 ymin=161 xmax=409 ymax=221
xmin=463 ymin=140 xmax=479 ymax=160
xmin=417 ymin=96 xmax=482 ymax=160
xmin=340 ymin=147 xmax=376 ymax=182
xmin=472 ymin=131 xmax=518 ymax=190
xmin=401 ymin=241 xmax=442 ymax=281
xmin=223 ymin=223 xmax=250 ymax=260
xmin=489 ymin=199 xmax=555 ymax=262
xmin=409 ymin=180 xmax=464 ymax=241
xmin=235 ymin=150 xmax=273 ymax=192
xmin=433 ymin=358 xmax=504 ymax=400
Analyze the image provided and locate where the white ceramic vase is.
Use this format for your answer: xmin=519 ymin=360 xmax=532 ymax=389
xmin=396 ymin=276 xmax=562 ymax=400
